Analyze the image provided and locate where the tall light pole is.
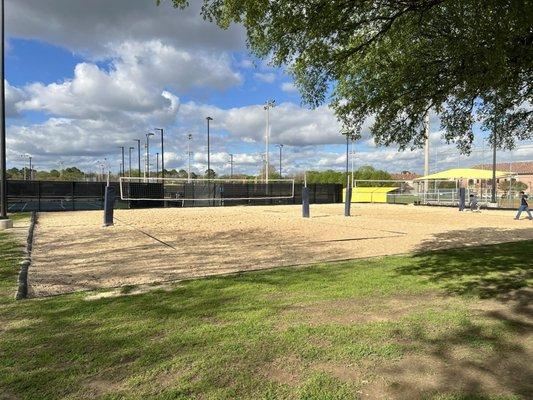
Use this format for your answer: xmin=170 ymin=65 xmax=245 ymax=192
xmin=118 ymin=146 xmax=125 ymax=177
xmin=275 ymin=144 xmax=284 ymax=178
xmin=128 ymin=147 xmax=134 ymax=177
xmin=229 ymin=153 xmax=234 ymax=178
xmin=206 ymin=117 xmax=212 ymax=177
xmin=423 ymin=112 xmax=430 ymax=192
xmin=341 ymin=130 xmax=351 ymax=177
xmin=156 ymin=152 xmax=159 ymax=178
xmin=134 ymin=139 xmax=141 ymax=178
xmin=155 ymin=128 xmax=164 ymax=179
xmin=145 ymin=132 xmax=154 ymax=180
xmin=187 ymin=133 xmax=192 ymax=182
xmin=0 ymin=0 xmax=9 ymax=224
xmin=491 ymin=132 xmax=497 ymax=203
xmin=264 ymin=99 xmax=275 ymax=183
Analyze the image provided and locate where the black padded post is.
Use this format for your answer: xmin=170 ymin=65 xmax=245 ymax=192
xmin=103 ymin=185 xmax=116 ymax=226
xmin=302 ymin=186 xmax=310 ymax=218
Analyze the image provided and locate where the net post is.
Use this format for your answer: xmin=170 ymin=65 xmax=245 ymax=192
xmin=302 ymin=186 xmax=310 ymax=218
xmin=103 ymin=184 xmax=116 ymax=227
xmin=344 ymin=176 xmax=352 ymax=217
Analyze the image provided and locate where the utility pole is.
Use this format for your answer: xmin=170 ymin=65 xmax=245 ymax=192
xmin=155 ymin=128 xmax=164 ymax=179
xmin=206 ymin=117 xmax=212 ymax=177
xmin=134 ymin=139 xmax=141 ymax=178
xmin=187 ymin=133 xmax=192 ymax=182
xmin=0 ymin=0 xmax=9 ymax=227
xmin=229 ymin=153 xmax=234 ymax=178
xmin=264 ymin=99 xmax=275 ymax=183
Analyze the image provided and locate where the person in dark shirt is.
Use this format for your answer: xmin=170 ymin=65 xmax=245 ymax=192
xmin=514 ymin=191 xmax=532 ymax=220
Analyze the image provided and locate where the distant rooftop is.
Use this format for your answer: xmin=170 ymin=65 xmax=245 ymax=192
xmin=390 ymin=172 xmax=421 ymax=180
xmin=472 ymin=161 xmax=533 ymax=175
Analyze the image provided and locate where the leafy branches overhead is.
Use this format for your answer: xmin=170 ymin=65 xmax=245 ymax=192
xmin=165 ymin=0 xmax=533 ymax=152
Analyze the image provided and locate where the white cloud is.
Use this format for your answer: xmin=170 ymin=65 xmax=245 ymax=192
xmin=5 ymin=80 xmax=27 ymax=118
xmin=253 ymin=72 xmax=276 ymax=84
xmin=239 ymin=59 xmax=254 ymax=69
xmin=281 ymin=82 xmax=297 ymax=93
xmin=19 ymin=40 xmax=241 ymax=120
xmin=6 ymin=0 xmax=245 ymax=57
xmin=178 ymin=101 xmax=344 ymax=146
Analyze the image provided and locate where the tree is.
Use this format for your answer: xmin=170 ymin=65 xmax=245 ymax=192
xmin=258 ymin=164 xmax=281 ymax=180
xmin=301 ymin=167 xmax=391 ymax=186
xmin=165 ymin=0 xmax=532 ymax=152
xmin=6 ymin=167 xmax=22 ymax=180
xmin=499 ymin=179 xmax=527 ymax=192
xmin=205 ymin=169 xmax=217 ymax=179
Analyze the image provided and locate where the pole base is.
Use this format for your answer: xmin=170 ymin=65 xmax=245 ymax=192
xmin=0 ymin=219 xmax=13 ymax=230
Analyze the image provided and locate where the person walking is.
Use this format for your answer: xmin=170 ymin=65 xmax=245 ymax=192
xmin=514 ymin=191 xmax=532 ymax=220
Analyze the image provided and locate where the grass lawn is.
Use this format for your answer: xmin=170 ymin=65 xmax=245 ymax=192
xmin=0 ymin=217 xmax=531 ymax=399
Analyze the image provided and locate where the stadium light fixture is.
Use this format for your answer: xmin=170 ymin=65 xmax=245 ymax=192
xmin=206 ymin=117 xmax=213 ymax=177
xmin=264 ymin=99 xmax=275 ymax=183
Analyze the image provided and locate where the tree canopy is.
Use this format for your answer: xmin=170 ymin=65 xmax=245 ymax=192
xmin=303 ymin=166 xmax=392 ymax=185
xmin=165 ymin=0 xmax=532 ymax=152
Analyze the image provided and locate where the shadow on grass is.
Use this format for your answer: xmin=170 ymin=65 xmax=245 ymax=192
xmin=387 ymin=229 xmax=533 ymax=398
xmin=399 ymin=229 xmax=533 ymax=306
xmin=377 ymin=311 xmax=533 ymax=399
xmin=2 ymin=229 xmax=533 ymax=398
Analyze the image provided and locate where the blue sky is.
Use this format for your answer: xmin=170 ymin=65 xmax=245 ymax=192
xmin=5 ymin=0 xmax=532 ymax=176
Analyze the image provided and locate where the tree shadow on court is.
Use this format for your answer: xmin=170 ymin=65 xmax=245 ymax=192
xmin=398 ymin=228 xmax=533 ymax=308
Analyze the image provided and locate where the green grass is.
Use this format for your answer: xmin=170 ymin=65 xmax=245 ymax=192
xmin=0 ymin=219 xmax=531 ymax=399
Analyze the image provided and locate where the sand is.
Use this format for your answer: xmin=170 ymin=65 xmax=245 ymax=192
xmin=29 ymin=203 xmax=533 ymax=297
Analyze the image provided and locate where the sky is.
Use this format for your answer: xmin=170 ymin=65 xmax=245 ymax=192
xmin=4 ymin=0 xmax=533 ymax=177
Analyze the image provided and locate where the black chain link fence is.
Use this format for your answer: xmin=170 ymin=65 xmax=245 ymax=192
xmin=7 ymin=180 xmax=342 ymax=212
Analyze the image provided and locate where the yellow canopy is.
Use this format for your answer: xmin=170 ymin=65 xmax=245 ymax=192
xmin=414 ymin=168 xmax=512 ymax=181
